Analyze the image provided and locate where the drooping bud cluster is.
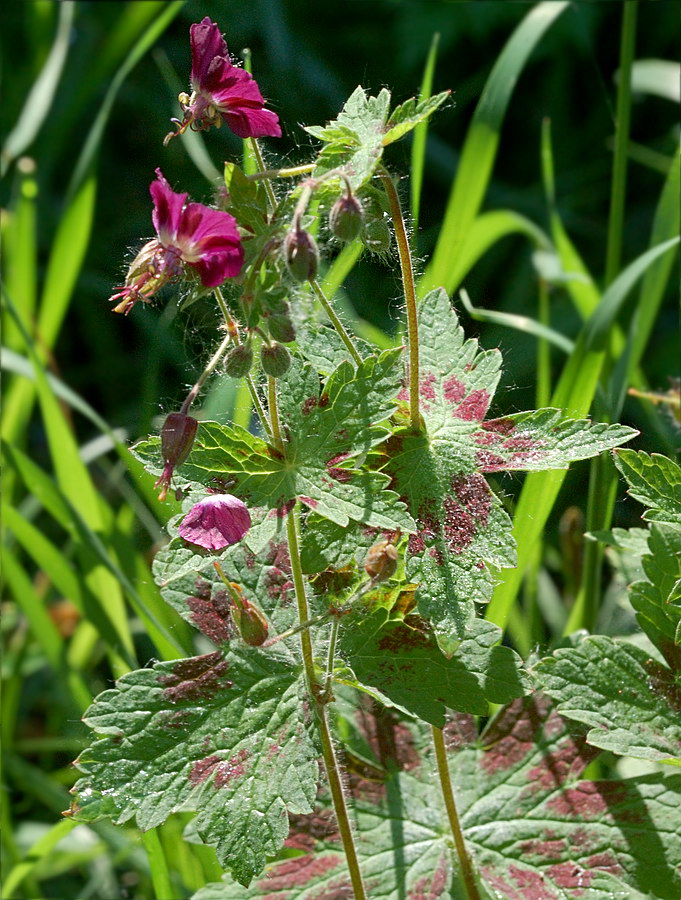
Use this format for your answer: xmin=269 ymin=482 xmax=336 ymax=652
xmin=224 ymin=344 xmax=254 ymax=378
xmin=284 ymin=225 xmax=319 ymax=283
xmin=329 ymin=191 xmax=364 ymax=243
xmin=155 ymin=412 xmax=198 ymax=501
xmin=261 ymin=342 xmax=292 ymax=377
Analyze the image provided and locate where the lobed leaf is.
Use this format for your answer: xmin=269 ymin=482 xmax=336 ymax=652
xmin=614 ymin=450 xmax=681 ymax=530
xmin=535 ymin=634 xmax=681 ymax=766
xmin=340 ymin=609 xmax=530 ymax=725
xmin=71 ymin=647 xmax=317 ymax=886
xmin=382 ymin=90 xmax=451 ymax=146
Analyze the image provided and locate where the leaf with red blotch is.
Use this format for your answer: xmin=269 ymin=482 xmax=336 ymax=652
xmin=136 ymin=350 xmax=415 ymax=533
xmin=189 ymin=695 xmax=681 ymax=899
xmin=384 ymin=289 xmax=635 ymax=655
xmin=70 ymin=646 xmax=317 ymax=887
xmin=152 ymin=528 xmax=296 ymax=652
xmin=339 ymin=608 xmax=530 ymax=725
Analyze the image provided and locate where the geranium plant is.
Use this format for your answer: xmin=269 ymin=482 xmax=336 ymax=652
xmin=62 ymin=15 xmax=681 ymax=900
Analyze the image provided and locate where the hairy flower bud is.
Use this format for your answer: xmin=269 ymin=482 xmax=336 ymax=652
xmin=362 ymin=218 xmax=391 ymax=254
xmin=364 ymin=539 xmax=398 ymax=582
xmin=230 ymin=590 xmax=269 ymax=646
xmin=261 ymin=342 xmax=291 ymax=377
xmin=329 ymin=193 xmax=364 ymax=242
xmin=224 ymin=344 xmax=253 ymax=378
xmin=154 ymin=412 xmax=198 ymax=500
xmin=267 ymin=313 xmax=296 ymax=343
xmin=284 ymin=226 xmax=319 ymax=283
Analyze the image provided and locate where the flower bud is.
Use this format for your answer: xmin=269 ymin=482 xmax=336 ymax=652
xmin=224 ymin=344 xmax=253 ymax=378
xmin=329 ymin=193 xmax=364 ymax=242
xmin=364 ymin=539 xmax=398 ymax=582
xmin=155 ymin=412 xmax=198 ymax=501
xmin=261 ymin=342 xmax=291 ymax=378
xmin=267 ymin=313 xmax=296 ymax=343
xmin=230 ymin=593 xmax=269 ymax=646
xmin=179 ymin=494 xmax=251 ymax=550
xmin=362 ymin=218 xmax=391 ymax=254
xmin=284 ymin=226 xmax=319 ymax=282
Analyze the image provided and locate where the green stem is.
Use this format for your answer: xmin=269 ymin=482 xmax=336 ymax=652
xmin=250 ymin=138 xmax=278 ymax=212
xmin=214 ymin=286 xmax=272 ymax=438
xmin=179 ymin=332 xmax=232 ymax=416
xmin=247 ymin=163 xmax=316 ymax=180
xmin=573 ymin=1 xmax=637 ymax=635
xmin=325 ymin=616 xmax=341 ymax=693
xmin=431 ymin=726 xmax=481 ymax=900
xmin=285 ymin=509 xmax=368 ymax=900
xmin=379 ymin=167 xmax=420 ymax=430
xmin=310 ymin=278 xmax=362 ymax=365
xmin=267 ymin=376 xmax=283 ymax=452
xmin=142 ymin=829 xmax=175 ymax=900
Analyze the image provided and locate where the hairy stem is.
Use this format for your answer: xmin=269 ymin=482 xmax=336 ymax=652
xmin=179 ymin=332 xmax=232 ymax=416
xmin=431 ymin=726 xmax=481 ymax=900
xmin=267 ymin=374 xmax=367 ymax=897
xmin=310 ymin=278 xmax=362 ymax=365
xmin=247 ymin=163 xmax=316 ymax=180
xmin=379 ymin=167 xmax=420 ymax=430
xmin=213 ymin=287 xmax=272 ymax=439
xmin=286 ymin=508 xmax=368 ymax=900
xmin=250 ymin=138 xmax=278 ymax=212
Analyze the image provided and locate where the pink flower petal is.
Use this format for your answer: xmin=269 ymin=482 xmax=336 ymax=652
xmin=179 ymin=494 xmax=251 ymax=551
xmin=176 ymin=203 xmax=244 ymax=285
xmin=190 ymin=18 xmax=229 ymax=88
xmin=150 ymin=169 xmax=187 ymax=246
xmin=224 ymin=106 xmax=282 ymax=139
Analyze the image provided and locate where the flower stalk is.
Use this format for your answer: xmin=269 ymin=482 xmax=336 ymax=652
xmin=379 ymin=167 xmax=421 ymax=430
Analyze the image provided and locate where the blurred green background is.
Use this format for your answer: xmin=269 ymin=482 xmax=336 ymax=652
xmin=1 ymin=2 xmax=679 ymax=898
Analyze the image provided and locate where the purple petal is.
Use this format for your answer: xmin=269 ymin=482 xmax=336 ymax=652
xmin=176 ymin=203 xmax=244 ymax=285
xmin=179 ymin=494 xmax=251 ymax=551
xmin=206 ymin=63 xmax=265 ymax=106
xmin=190 ymin=18 xmax=229 ymax=89
xmin=150 ymin=169 xmax=187 ymax=246
xmin=224 ymin=106 xmax=282 ymax=139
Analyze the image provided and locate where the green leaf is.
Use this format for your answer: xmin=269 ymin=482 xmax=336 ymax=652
xmin=614 ymin=450 xmax=681 ymax=530
xmin=192 ymin=696 xmax=681 ymax=899
xmin=71 ymin=647 xmax=317 ymax=887
xmin=300 ymin=516 xmax=382 ymax=575
xmin=340 ymin=609 xmax=529 ymax=725
xmin=153 ymin=533 xmax=296 ymax=648
xmin=305 ymin=86 xmax=391 ymax=189
xmin=629 ymin=525 xmax=681 ymax=670
xmin=139 ymin=352 xmax=415 ymax=532
xmin=382 ymin=90 xmax=450 ymax=146
xmin=386 ymin=290 xmax=632 ymax=654
xmin=535 ymin=635 xmax=681 ymax=767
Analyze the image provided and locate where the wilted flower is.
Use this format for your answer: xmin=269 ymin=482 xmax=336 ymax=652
xmin=109 ymin=169 xmax=243 ymax=314
xmin=154 ymin=412 xmax=198 ymax=501
xmin=165 ymin=17 xmax=281 ymax=144
xmin=179 ymin=494 xmax=251 ymax=550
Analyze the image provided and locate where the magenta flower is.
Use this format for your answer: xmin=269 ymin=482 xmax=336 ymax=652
xmin=165 ymin=17 xmax=281 ymax=144
xmin=109 ymin=169 xmax=243 ymax=314
xmin=179 ymin=494 xmax=252 ymax=551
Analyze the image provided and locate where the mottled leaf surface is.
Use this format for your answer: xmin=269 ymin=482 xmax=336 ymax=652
xmin=135 ymin=351 xmax=415 ymax=532
xmin=535 ymin=634 xmax=681 ymax=766
xmin=386 ymin=289 xmax=636 ymax=655
xmin=615 ymin=450 xmax=681 ymax=530
xmin=191 ymin=696 xmax=681 ymax=899
xmin=71 ymin=647 xmax=317 ymax=886
xmin=340 ymin=608 xmax=530 ymax=725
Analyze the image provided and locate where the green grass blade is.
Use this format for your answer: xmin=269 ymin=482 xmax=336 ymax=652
xmin=411 ymin=31 xmax=440 ymax=242
xmin=321 ymin=240 xmax=364 ymax=298
xmin=1 ymin=819 xmax=78 ymax=899
xmin=440 ymin=209 xmax=551 ymax=296
xmin=2 ymin=165 xmax=38 ymax=351
xmin=458 ymin=288 xmax=574 ymax=354
xmin=1 ymin=1 xmax=75 ymax=175
xmin=142 ymin=829 xmax=175 ymax=900
xmin=629 ymin=58 xmax=681 ymax=103
xmin=486 ymin=235 xmax=680 ymax=634
xmin=420 ymin=1 xmax=569 ymax=296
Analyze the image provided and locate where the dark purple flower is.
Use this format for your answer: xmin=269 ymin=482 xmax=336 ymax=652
xmin=109 ymin=169 xmax=243 ymax=314
xmin=179 ymin=494 xmax=251 ymax=551
xmin=165 ymin=17 xmax=281 ymax=144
